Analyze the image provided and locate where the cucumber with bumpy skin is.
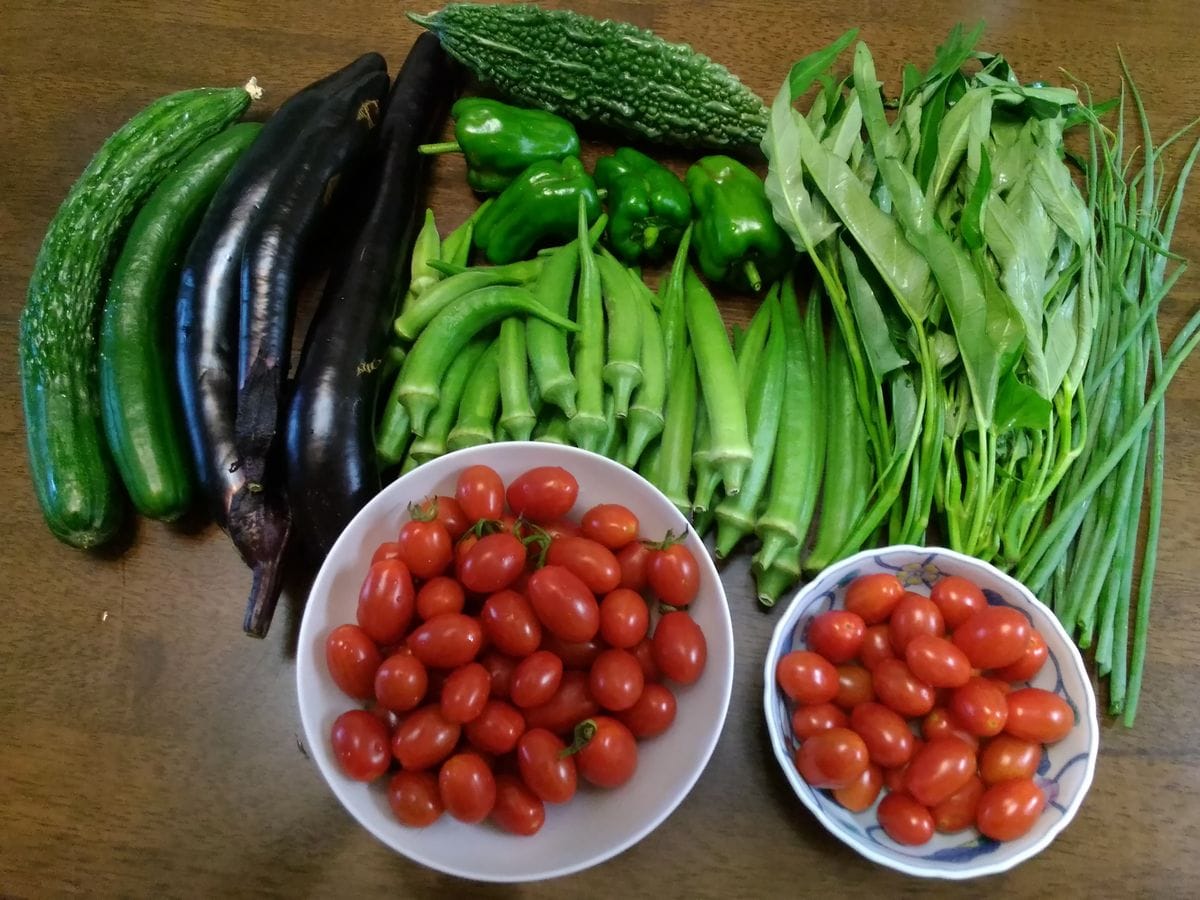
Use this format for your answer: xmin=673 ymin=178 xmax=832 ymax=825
xmin=20 ymin=81 xmax=258 ymax=548
xmin=409 ymin=3 xmax=769 ymax=148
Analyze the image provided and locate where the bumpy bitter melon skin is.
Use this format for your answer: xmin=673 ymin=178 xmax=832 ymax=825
xmin=411 ymin=3 xmax=769 ymax=148
xmin=19 ymin=85 xmax=254 ymax=548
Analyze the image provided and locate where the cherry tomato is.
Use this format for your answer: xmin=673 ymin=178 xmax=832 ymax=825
xmin=929 ymin=576 xmax=986 ymax=629
xmin=987 ymin=676 xmax=1014 ymax=696
xmin=807 ymin=610 xmax=866 ymax=664
xmin=391 ymin=705 xmax=461 ymax=771
xmin=387 ymin=770 xmax=442 ymax=827
xmin=652 ymin=612 xmax=707 ymax=685
xmin=326 ymin=624 xmax=382 ymax=700
xmin=888 ymin=594 xmax=945 ymax=655
xmin=574 ymin=716 xmax=638 ymax=788
xmin=834 ymin=665 xmax=874 ymax=708
xmin=904 ymin=736 xmax=977 ymax=807
xmin=980 ymin=734 xmax=1042 ymax=784
xmin=599 ymin=588 xmax=650 ymax=649
xmin=491 ymin=773 xmax=546 ymax=836
xmin=503 ymin=466 xmax=578 ymax=522
xmin=849 ymin=702 xmax=915 ymax=768
xmin=539 ymin=633 xmax=604 ymax=670
xmin=480 ymin=590 xmax=542 ymax=658
xmin=776 ymin=650 xmax=839 ymax=704
xmin=527 ymin=565 xmax=600 ymax=642
xmin=877 ymin=793 xmax=935 ymax=845
xmin=371 ymin=541 xmax=403 ymax=565
xmin=416 ymin=576 xmax=465 ymax=620
xmin=581 ymin=503 xmax=640 ymax=549
xmin=952 ymin=606 xmax=1031 ymax=669
xmin=356 ymin=559 xmax=415 ymax=645
xmin=631 ymin=638 xmax=661 ymax=682
xmin=541 ymin=519 xmax=581 ymax=540
xmin=950 ymin=676 xmax=1009 ymax=737
xmin=545 ymin=536 xmax=621 ymax=595
xmin=873 ymin=658 xmax=935 ymax=717
xmin=993 ymin=630 xmax=1049 ymax=683
xmin=921 ymin=707 xmax=979 ymax=750
xmin=618 ymin=682 xmax=677 ymax=738
xmin=844 ymin=573 xmax=905 ymax=624
xmin=510 ymin=651 xmax=564 ymax=709
xmin=522 ymin=670 xmax=601 ymax=736
xmin=883 ymin=740 xmax=922 ymax=793
xmin=367 ymin=703 xmax=400 ymax=731
xmin=589 ymin=648 xmax=645 ymax=712
xmin=933 ymin=775 xmax=984 ymax=833
xmin=374 ymin=653 xmax=428 ymax=713
xmin=791 ymin=702 xmax=848 ymax=740
xmin=464 ymin=700 xmax=526 ymax=755
xmin=479 ymin=651 xmax=516 ymax=700
xmin=407 ymin=614 xmax=484 ymax=669
xmin=438 ymin=752 xmax=496 ymax=824
xmin=859 ymin=624 xmax=896 ymax=671
xmin=454 ymin=532 xmax=478 ymax=569
xmin=796 ymin=727 xmax=870 ymax=789
xmin=517 ymin=728 xmax=577 ymax=803
xmin=456 ymin=465 xmax=506 ymax=522
xmin=616 ymin=541 xmax=652 ymax=591
xmin=331 ymin=710 xmax=391 ymax=781
xmin=647 ymin=543 xmax=701 ymax=608
xmin=397 ymin=519 xmax=453 ymax=579
xmin=457 ymin=532 xmax=526 ymax=594
xmin=905 ymin=634 xmax=971 ymax=688
xmin=834 ymin=763 xmax=884 ymax=813
xmin=413 ymin=495 xmax=470 ymax=541
xmin=976 ymin=778 xmax=1046 ymax=841
xmin=1004 ymin=688 xmax=1074 ymax=743
xmin=440 ymin=662 xmax=491 ymax=724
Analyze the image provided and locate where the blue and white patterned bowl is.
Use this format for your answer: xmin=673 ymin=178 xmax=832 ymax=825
xmin=763 ymin=545 xmax=1098 ymax=880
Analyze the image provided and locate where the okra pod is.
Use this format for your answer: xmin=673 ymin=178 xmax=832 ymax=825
xmin=568 ymin=196 xmax=608 ymax=452
xmin=534 ymin=408 xmax=572 ymax=444
xmin=527 ymin=240 xmax=580 ymax=416
xmin=376 ymin=371 xmax=412 ymax=467
xmin=596 ymin=249 xmax=644 ymax=417
xmin=498 ymin=318 xmax=536 ymax=440
xmin=684 ymin=267 xmax=751 ymax=494
xmin=440 ymin=198 xmax=492 ymax=270
xmin=447 ymin=339 xmax=500 ymax=450
xmin=715 ymin=294 xmax=787 ymax=558
xmin=623 ymin=275 xmax=667 ymax=468
xmin=393 ymin=269 xmax=523 ymax=341
xmin=409 ymin=336 xmax=489 ymax=463
xmin=655 ymin=346 xmax=698 ymax=516
xmin=660 ymin=224 xmax=692 ymax=379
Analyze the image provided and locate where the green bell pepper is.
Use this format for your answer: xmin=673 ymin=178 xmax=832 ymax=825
xmin=474 ymin=157 xmax=602 ymax=264
xmin=594 ymin=147 xmax=691 ymax=263
xmin=685 ymin=155 xmax=792 ymax=291
xmin=420 ymin=97 xmax=581 ymax=194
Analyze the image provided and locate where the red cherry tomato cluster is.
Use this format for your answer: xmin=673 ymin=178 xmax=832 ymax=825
xmin=324 ymin=464 xmax=709 ymax=836
xmin=778 ymin=572 xmax=1071 ymax=846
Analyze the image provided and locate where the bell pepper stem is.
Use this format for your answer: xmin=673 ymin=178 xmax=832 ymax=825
xmin=743 ymin=259 xmax=763 ymax=292
xmin=642 ymin=225 xmax=661 ymax=249
xmin=418 ymin=140 xmax=462 ymax=155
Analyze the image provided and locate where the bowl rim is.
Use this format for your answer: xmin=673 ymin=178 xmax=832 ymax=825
xmin=296 ymin=441 xmax=735 ymax=882
xmin=762 ymin=543 xmax=1099 ymax=880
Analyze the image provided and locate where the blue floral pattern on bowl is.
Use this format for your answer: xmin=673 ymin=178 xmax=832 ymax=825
xmin=763 ymin=546 xmax=1099 ymax=880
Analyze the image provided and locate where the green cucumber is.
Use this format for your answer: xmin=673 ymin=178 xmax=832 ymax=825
xmin=19 ymin=81 xmax=257 ymax=548
xmin=410 ymin=4 xmax=769 ymax=148
xmin=100 ymin=122 xmax=262 ymax=521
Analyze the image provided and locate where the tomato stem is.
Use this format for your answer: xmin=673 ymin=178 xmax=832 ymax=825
xmin=409 ymin=497 xmax=438 ymax=522
xmin=643 ymin=521 xmax=690 ymax=551
xmin=559 ymin=718 xmax=598 ymax=758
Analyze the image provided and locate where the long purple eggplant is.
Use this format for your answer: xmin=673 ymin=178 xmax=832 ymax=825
xmin=176 ymin=53 xmax=385 ymax=638
xmin=286 ymin=35 xmax=456 ymax=558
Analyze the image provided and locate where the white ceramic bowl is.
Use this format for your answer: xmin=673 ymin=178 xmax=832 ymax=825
xmin=763 ymin=545 xmax=1098 ymax=880
xmin=297 ymin=442 xmax=734 ymax=882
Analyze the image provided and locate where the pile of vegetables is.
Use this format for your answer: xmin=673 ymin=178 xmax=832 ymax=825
xmin=17 ymin=0 xmax=1199 ymax=723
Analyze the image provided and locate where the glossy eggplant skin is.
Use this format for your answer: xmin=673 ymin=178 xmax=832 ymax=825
xmin=175 ymin=53 xmax=385 ymax=637
xmin=287 ymin=34 xmax=457 ymax=558
xmin=235 ymin=70 xmax=390 ymax=489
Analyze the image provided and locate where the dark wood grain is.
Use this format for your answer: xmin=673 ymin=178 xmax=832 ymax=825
xmin=2 ymin=0 xmax=1199 ymax=895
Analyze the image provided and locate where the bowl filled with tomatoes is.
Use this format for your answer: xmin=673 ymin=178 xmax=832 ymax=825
xmin=764 ymin=545 xmax=1098 ymax=880
xmin=296 ymin=442 xmax=734 ymax=882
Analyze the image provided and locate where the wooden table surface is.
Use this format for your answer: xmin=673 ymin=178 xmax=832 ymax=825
xmin=4 ymin=0 xmax=1200 ymax=896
